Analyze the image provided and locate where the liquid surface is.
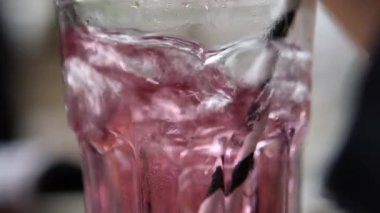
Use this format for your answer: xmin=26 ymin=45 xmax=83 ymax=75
xmin=62 ymin=24 xmax=311 ymax=213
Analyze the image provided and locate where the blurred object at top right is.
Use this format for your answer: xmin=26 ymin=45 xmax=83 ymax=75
xmin=323 ymin=0 xmax=380 ymax=213
xmin=323 ymin=0 xmax=380 ymax=52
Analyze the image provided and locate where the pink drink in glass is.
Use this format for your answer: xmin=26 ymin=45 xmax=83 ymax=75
xmin=58 ymin=1 xmax=313 ymax=212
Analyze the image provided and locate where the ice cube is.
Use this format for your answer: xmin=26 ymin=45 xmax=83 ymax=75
xmin=65 ymin=57 xmax=122 ymax=142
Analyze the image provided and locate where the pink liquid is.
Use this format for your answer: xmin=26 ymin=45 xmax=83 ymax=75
xmin=61 ymin=25 xmax=311 ymax=213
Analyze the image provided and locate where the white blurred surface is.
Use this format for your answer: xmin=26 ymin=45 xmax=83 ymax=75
xmin=0 ymin=141 xmax=51 ymax=206
xmin=302 ymin=3 xmax=366 ymax=213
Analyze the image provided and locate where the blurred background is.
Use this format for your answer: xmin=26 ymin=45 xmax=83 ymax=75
xmin=0 ymin=1 xmax=368 ymax=213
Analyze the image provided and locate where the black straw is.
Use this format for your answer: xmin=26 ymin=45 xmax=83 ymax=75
xmin=269 ymin=10 xmax=297 ymax=40
xmin=207 ymin=166 xmax=225 ymax=196
xmin=227 ymin=152 xmax=255 ymax=195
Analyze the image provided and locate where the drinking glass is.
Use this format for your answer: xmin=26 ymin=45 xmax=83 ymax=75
xmin=57 ymin=0 xmax=316 ymax=212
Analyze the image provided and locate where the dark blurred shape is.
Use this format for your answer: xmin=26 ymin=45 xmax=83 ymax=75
xmin=36 ymin=162 xmax=83 ymax=193
xmin=0 ymin=16 xmax=16 ymax=142
xmin=326 ymin=37 xmax=380 ymax=213
xmin=0 ymin=207 xmax=17 ymax=213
